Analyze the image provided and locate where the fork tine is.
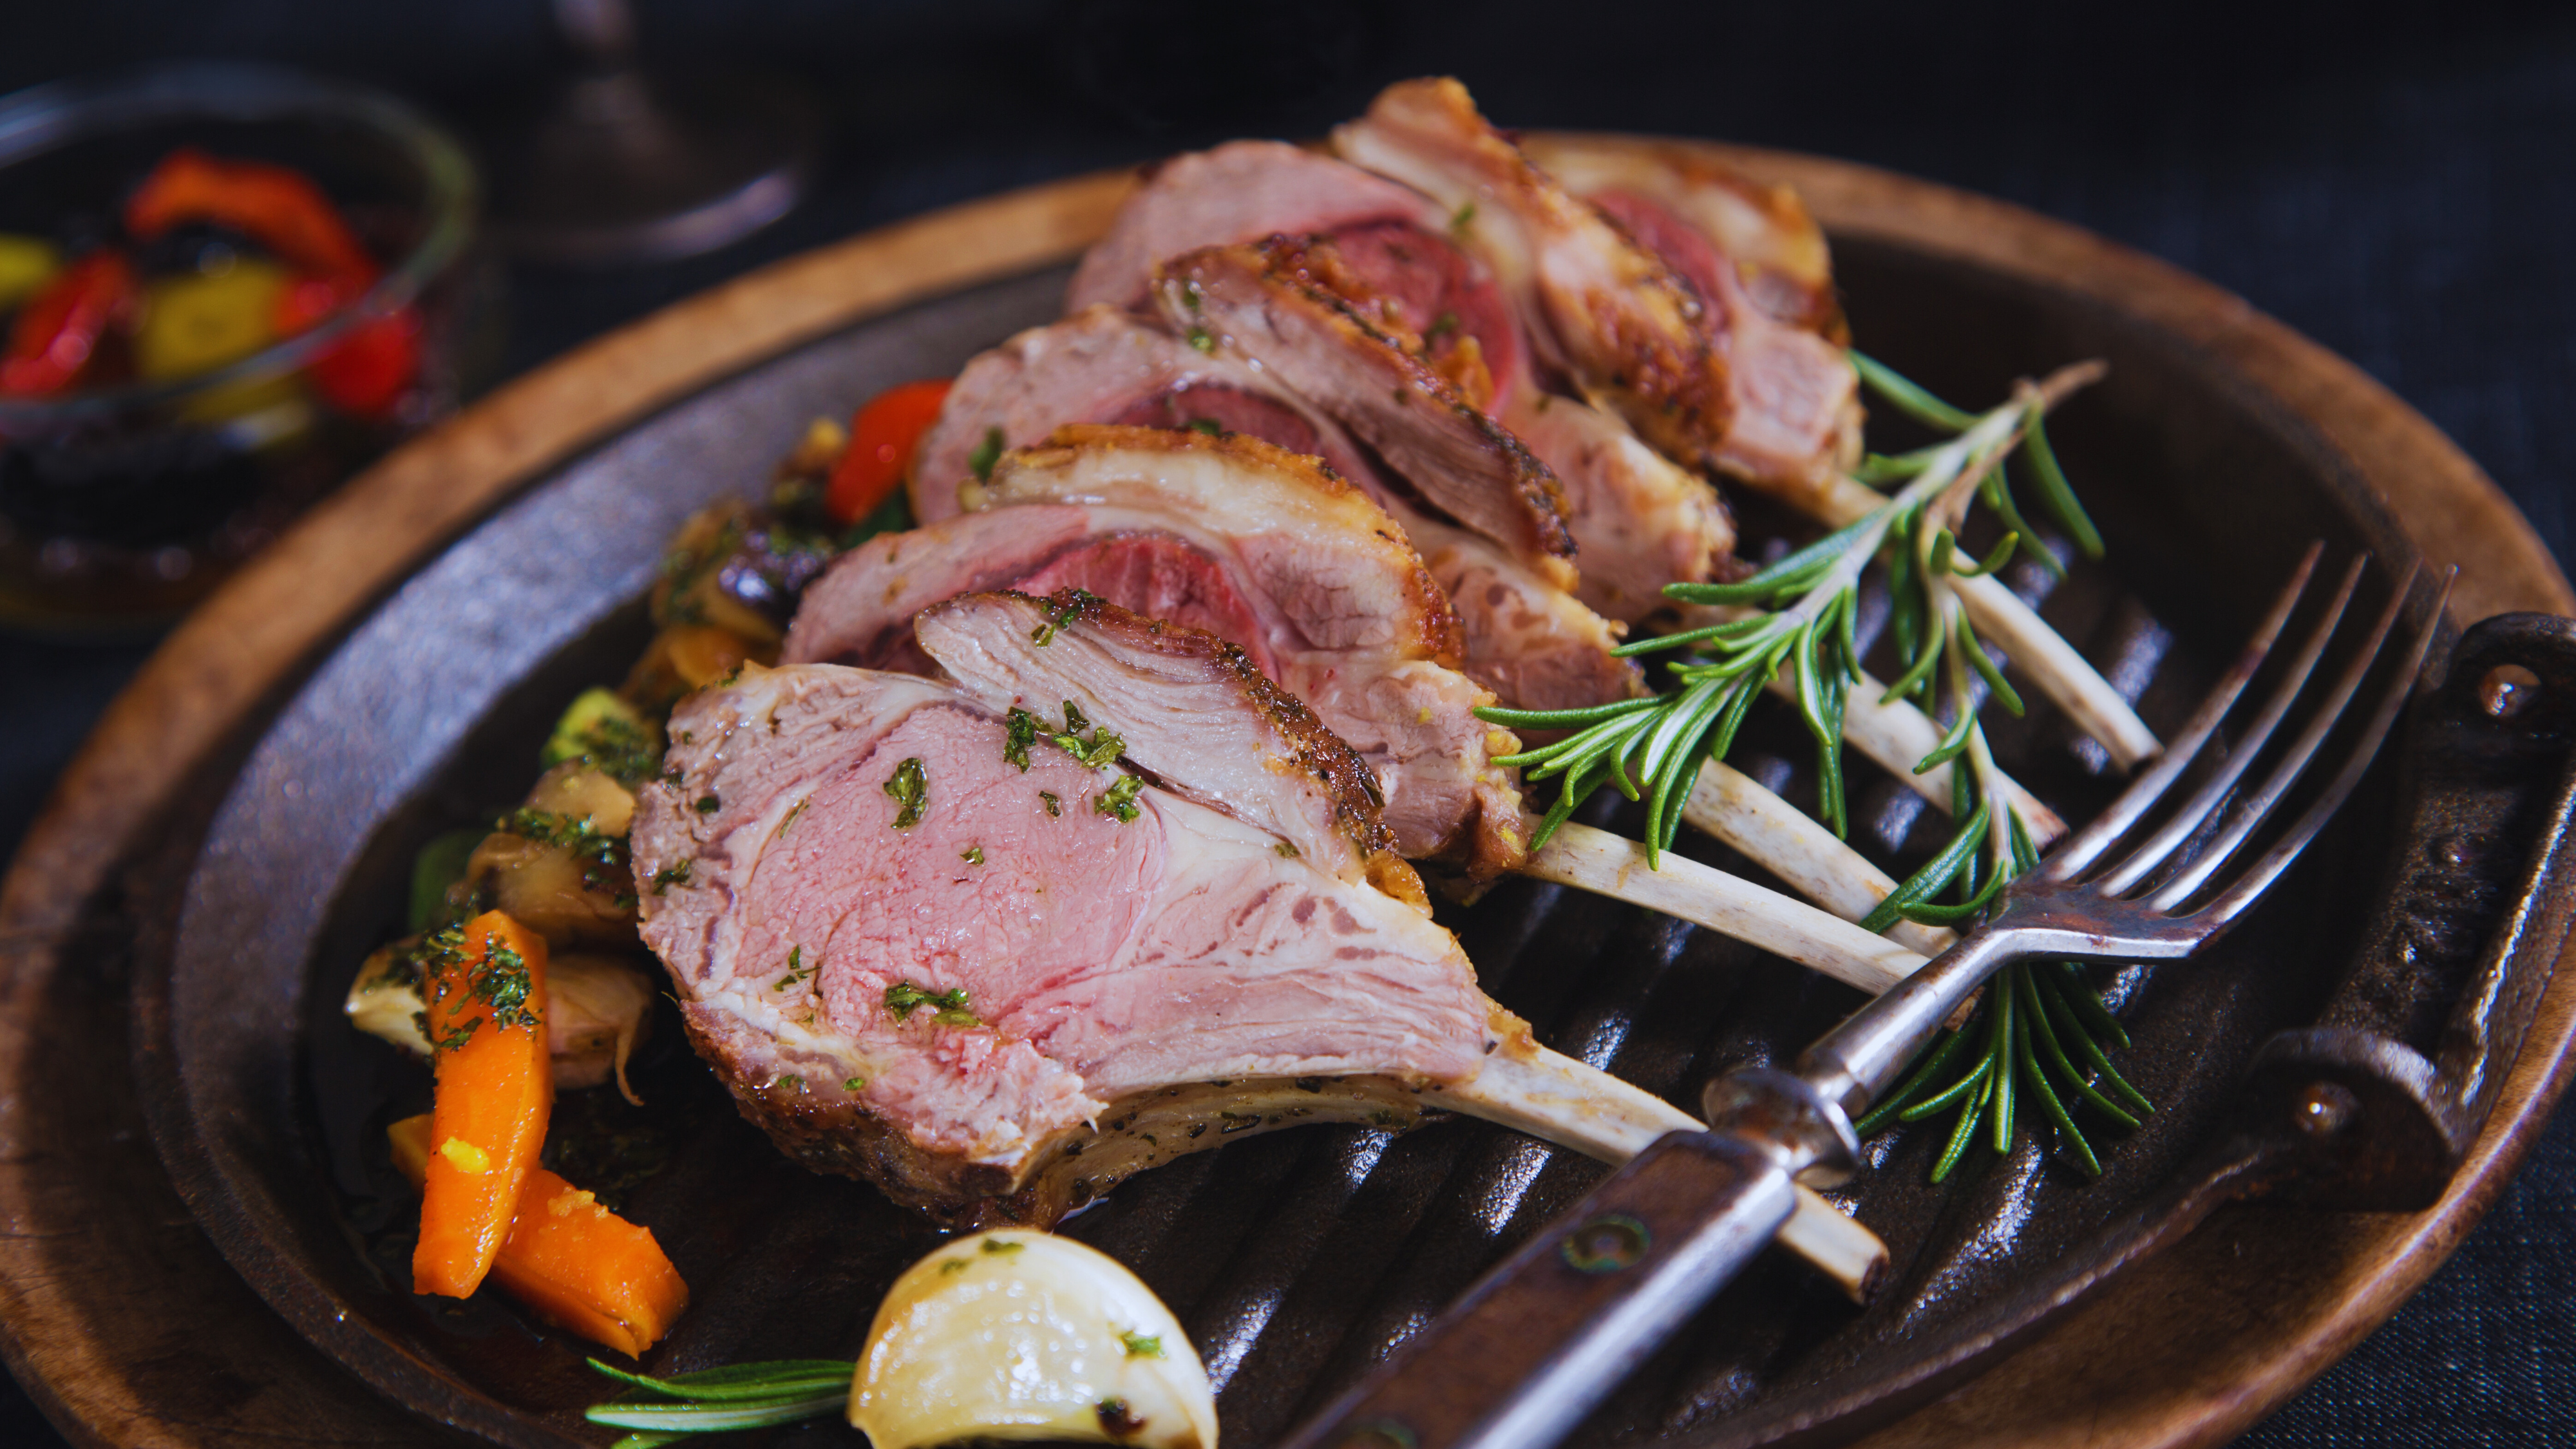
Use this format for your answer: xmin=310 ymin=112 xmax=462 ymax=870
xmin=2188 ymin=567 xmax=2452 ymax=927
xmin=2043 ymin=542 xmax=2325 ymax=881
xmin=2093 ymin=554 xmax=2367 ymax=895
xmin=2146 ymin=561 xmax=2417 ymax=909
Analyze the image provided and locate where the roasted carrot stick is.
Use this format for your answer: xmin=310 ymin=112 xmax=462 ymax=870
xmin=390 ymin=1115 xmax=690 ymax=1357
xmin=827 ymin=377 xmax=951 ymax=524
xmin=413 ymin=910 xmax=553 ymax=1298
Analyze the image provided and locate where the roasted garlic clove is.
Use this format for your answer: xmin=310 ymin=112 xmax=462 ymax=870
xmin=851 ymin=1231 xmax=1216 ymax=1449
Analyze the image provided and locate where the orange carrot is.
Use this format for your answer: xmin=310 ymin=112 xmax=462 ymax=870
xmin=826 ymin=377 xmax=952 ymax=524
xmin=390 ymin=1115 xmax=690 ymax=1357
xmin=413 ymin=911 xmax=553 ymax=1299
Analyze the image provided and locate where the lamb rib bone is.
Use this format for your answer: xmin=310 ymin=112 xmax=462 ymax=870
xmin=1809 ymin=467 xmax=2163 ymax=773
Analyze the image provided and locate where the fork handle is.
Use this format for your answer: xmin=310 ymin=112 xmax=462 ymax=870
xmin=1275 ymin=1131 xmax=1797 ymax=1449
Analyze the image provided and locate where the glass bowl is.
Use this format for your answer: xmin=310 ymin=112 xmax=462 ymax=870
xmin=0 ymin=62 xmax=483 ymax=634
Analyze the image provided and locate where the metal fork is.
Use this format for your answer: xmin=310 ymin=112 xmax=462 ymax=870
xmin=1278 ymin=546 xmax=2452 ymax=1449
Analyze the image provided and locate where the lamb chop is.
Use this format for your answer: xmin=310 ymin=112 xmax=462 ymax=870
xmin=1070 ymin=139 xmax=1734 ymax=623
xmin=905 ymin=306 xmax=1639 ymax=712
xmin=629 ymin=592 xmax=1881 ymax=1291
xmin=1515 ymin=134 xmax=1848 ymax=343
xmin=1333 ymin=77 xmax=1861 ymax=504
xmin=786 ymin=424 xmax=1528 ymax=877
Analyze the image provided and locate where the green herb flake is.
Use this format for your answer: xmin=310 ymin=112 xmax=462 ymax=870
xmin=1425 ymin=310 xmax=1460 ymax=342
xmin=961 ymin=845 xmax=985 ymax=866
xmin=1095 ymin=774 xmax=1145 ymax=824
xmin=775 ymin=945 xmax=812 ymax=992
xmin=938 ymin=1258 xmax=971 ymax=1275
xmin=1003 ymin=707 xmax=1041 ymax=770
xmin=1030 ymin=589 xmax=1101 ymax=647
xmin=777 ymin=1074 xmax=804 ymax=1094
xmin=694 ymin=795 xmax=721 ymax=814
xmin=981 ymin=1237 xmax=1024 ymax=1256
xmin=1449 ymin=200 xmax=1477 ymax=234
xmin=967 ymin=426 xmax=1006 ymax=482
xmin=649 ymin=860 xmax=693 ymax=895
xmin=886 ymin=981 xmax=980 ymax=1027
xmin=843 ymin=1075 xmax=868 ymax=1093
xmin=1039 ymin=791 xmax=1062 ymax=818
xmin=1186 ymin=325 xmax=1214 ymax=354
xmin=884 ymin=757 xmax=928 ymax=829
xmin=1119 ymin=1331 xmax=1164 ymax=1359
xmin=1186 ymin=417 xmax=1224 ymax=436
xmin=1274 ymin=840 xmax=1300 ymax=857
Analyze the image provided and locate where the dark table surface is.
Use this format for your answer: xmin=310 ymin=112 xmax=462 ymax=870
xmin=5 ymin=3 xmax=2572 ymax=1444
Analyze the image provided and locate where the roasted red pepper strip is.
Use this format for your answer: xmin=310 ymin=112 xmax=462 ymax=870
xmin=827 ymin=378 xmax=953 ymax=524
xmin=274 ymin=275 xmax=421 ymax=419
xmin=126 ymin=147 xmax=377 ymax=287
xmin=1 ymin=250 xmax=135 ymax=396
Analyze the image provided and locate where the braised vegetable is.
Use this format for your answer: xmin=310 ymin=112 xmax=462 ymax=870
xmin=348 ymin=943 xmax=652 ymax=1098
xmin=389 ymin=1113 xmax=688 ymax=1357
xmin=464 ymin=764 xmax=640 ymax=947
xmin=542 ymin=688 xmax=663 ymax=788
xmin=415 ymin=911 xmax=553 ymax=1299
xmin=826 ymin=378 xmax=952 ymax=525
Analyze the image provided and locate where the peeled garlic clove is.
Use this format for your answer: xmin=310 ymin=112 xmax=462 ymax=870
xmin=851 ymin=1231 xmax=1216 ymax=1449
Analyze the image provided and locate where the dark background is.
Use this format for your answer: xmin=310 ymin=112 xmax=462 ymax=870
xmin=3 ymin=1 xmax=2570 ymax=1443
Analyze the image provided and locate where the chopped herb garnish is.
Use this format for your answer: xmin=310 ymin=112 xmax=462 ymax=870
xmin=1044 ymin=699 xmax=1125 ymax=768
xmin=967 ymin=426 xmax=1005 ymax=482
xmin=426 ymin=927 xmax=540 ymax=1052
xmin=981 ymin=1237 xmax=1023 ymax=1256
xmin=1186 ymin=417 xmax=1224 ymax=436
xmin=1181 ymin=279 xmax=1203 ymax=312
xmin=775 ymin=945 xmax=812 ymax=992
xmin=1450 ymin=200 xmax=1477 ymax=234
xmin=884 ymin=757 xmax=928 ymax=828
xmin=1095 ymin=774 xmax=1144 ymax=823
xmin=1040 ymin=791 xmax=1061 ymax=817
xmin=777 ymin=1074 xmax=804 ymax=1094
xmin=961 ymin=845 xmax=985 ymax=866
xmin=540 ymin=688 xmax=662 ymax=786
xmin=500 ymin=808 xmax=631 ymax=896
xmin=1030 ymin=589 xmax=1101 ymax=647
xmin=1186 ymin=325 xmax=1213 ymax=353
xmin=885 ymin=981 xmax=980 ymax=1027
xmin=694 ymin=795 xmax=721 ymax=814
xmin=843 ymin=1075 xmax=867 ymax=1092
xmin=1274 ymin=840 xmax=1300 ymax=857
xmin=1120 ymin=1331 xmax=1164 ymax=1359
xmin=1004 ymin=707 xmax=1041 ymax=770
xmin=939 ymin=1258 xmax=971 ymax=1275
xmin=649 ymin=860 xmax=693 ymax=895
xmin=1425 ymin=310 xmax=1460 ymax=342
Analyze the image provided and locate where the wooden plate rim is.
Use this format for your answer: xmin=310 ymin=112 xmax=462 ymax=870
xmin=0 ymin=136 xmax=2566 ymax=1448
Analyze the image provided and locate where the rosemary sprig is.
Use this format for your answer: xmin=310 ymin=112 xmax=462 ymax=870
xmin=1481 ymin=378 xmax=2060 ymax=864
xmin=583 ymin=1357 xmax=855 ymax=1446
xmin=1850 ymin=702 xmax=2150 ymax=1179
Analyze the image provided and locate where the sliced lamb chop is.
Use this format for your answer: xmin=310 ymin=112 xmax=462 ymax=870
xmin=1333 ymin=77 xmax=1859 ymax=504
xmin=631 ymin=657 xmax=1484 ymax=1220
xmin=1068 ymin=139 xmax=1734 ymax=621
xmin=1066 ymin=140 xmax=1443 ymax=314
xmin=630 ymin=614 xmax=1884 ymax=1293
xmin=901 ymin=310 xmax=1640 ymax=712
xmin=1519 ymin=135 xmax=1848 ymax=343
xmin=1159 ymin=236 xmax=1738 ymax=623
xmin=786 ymin=427 xmax=1528 ymax=876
